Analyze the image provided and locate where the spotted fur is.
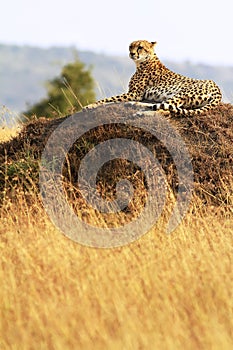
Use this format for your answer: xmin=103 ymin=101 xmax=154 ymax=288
xmin=85 ymin=40 xmax=222 ymax=116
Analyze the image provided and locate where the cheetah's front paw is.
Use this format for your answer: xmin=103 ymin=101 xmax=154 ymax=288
xmin=83 ymin=103 xmax=101 ymax=111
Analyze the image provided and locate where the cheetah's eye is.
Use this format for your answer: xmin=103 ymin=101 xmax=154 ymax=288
xmin=138 ymin=46 xmax=143 ymax=50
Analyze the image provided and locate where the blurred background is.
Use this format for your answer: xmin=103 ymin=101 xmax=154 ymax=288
xmin=1 ymin=0 xmax=233 ymax=121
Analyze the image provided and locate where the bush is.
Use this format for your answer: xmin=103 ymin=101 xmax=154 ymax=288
xmin=23 ymin=57 xmax=96 ymax=120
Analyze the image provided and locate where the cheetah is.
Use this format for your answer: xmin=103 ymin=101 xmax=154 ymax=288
xmin=85 ymin=40 xmax=222 ymax=116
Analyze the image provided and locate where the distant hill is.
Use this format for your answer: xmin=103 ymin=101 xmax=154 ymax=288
xmin=0 ymin=44 xmax=233 ymax=115
xmin=0 ymin=44 xmax=134 ymax=114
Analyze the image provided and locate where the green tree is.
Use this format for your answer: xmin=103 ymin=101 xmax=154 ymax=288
xmin=23 ymin=57 xmax=96 ymax=119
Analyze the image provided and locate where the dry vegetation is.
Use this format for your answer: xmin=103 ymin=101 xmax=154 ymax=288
xmin=0 ymin=104 xmax=233 ymax=349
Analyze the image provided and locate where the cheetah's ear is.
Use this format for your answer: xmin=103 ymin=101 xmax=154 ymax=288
xmin=151 ymin=41 xmax=157 ymax=48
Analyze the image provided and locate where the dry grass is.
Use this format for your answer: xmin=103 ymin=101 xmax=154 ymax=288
xmin=0 ymin=117 xmax=233 ymax=350
xmin=0 ymin=126 xmax=21 ymax=143
xmin=0 ymin=195 xmax=232 ymax=350
xmin=0 ymin=106 xmax=21 ymax=143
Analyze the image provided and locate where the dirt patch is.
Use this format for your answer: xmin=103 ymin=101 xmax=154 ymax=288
xmin=0 ymin=103 xmax=233 ymax=206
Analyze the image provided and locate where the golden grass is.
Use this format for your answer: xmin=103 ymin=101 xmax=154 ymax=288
xmin=0 ymin=106 xmax=22 ymax=143
xmin=0 ymin=126 xmax=21 ymax=143
xmin=0 ymin=194 xmax=232 ymax=350
xmin=0 ymin=124 xmax=233 ymax=349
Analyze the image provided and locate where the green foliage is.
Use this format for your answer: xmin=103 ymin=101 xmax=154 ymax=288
xmin=0 ymin=155 xmax=39 ymax=202
xmin=23 ymin=58 xmax=96 ymax=119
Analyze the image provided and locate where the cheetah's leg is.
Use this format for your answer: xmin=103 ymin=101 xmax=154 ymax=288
xmin=151 ymin=91 xmax=222 ymax=116
xmin=124 ymin=101 xmax=157 ymax=109
xmin=150 ymin=96 xmax=185 ymax=114
xmin=124 ymin=99 xmax=183 ymax=115
xmin=124 ymin=101 xmax=170 ymax=115
xmin=84 ymin=93 xmax=138 ymax=110
xmin=183 ymin=90 xmax=222 ymax=116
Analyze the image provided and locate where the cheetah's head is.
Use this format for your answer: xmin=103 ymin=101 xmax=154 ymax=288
xmin=129 ymin=40 xmax=157 ymax=64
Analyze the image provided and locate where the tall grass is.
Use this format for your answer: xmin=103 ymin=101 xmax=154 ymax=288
xmin=0 ymin=106 xmax=21 ymax=142
xmin=0 ymin=126 xmax=233 ymax=350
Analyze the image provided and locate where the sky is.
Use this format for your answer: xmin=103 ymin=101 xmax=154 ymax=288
xmin=1 ymin=0 xmax=233 ymax=65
